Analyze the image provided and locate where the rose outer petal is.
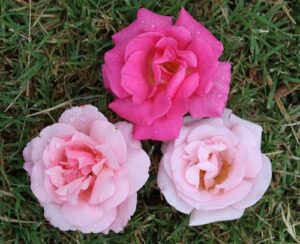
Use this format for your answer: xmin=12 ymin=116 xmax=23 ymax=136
xmin=58 ymin=105 xmax=107 ymax=134
xmin=233 ymin=154 xmax=272 ymax=209
xmin=175 ymin=8 xmax=224 ymax=58
xmin=189 ymin=207 xmax=244 ymax=226
xmin=125 ymin=148 xmax=150 ymax=195
xmin=106 ymin=193 xmax=137 ymax=233
xmin=157 ymin=161 xmax=193 ymax=214
xmin=133 ymin=114 xmax=183 ymax=141
xmin=112 ymin=8 xmax=172 ymax=46
xmin=188 ymin=62 xmax=231 ymax=117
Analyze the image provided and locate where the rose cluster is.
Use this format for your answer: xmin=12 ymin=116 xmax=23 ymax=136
xmin=23 ymin=8 xmax=272 ymax=234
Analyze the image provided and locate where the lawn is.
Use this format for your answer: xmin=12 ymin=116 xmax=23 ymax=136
xmin=0 ymin=0 xmax=299 ymax=243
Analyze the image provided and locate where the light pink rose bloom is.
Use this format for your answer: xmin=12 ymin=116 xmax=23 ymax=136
xmin=102 ymin=8 xmax=231 ymax=141
xmin=157 ymin=109 xmax=272 ymax=226
xmin=23 ymin=105 xmax=150 ymax=233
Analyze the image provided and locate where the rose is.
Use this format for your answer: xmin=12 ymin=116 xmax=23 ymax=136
xmin=157 ymin=109 xmax=272 ymax=226
xmin=102 ymin=8 xmax=231 ymax=141
xmin=23 ymin=105 xmax=150 ymax=233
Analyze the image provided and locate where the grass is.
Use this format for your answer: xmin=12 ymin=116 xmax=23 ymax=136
xmin=0 ymin=0 xmax=299 ymax=243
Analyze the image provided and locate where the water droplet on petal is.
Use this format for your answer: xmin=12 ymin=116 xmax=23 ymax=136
xmin=197 ymin=31 xmax=201 ymax=34
xmin=69 ymin=116 xmax=75 ymax=122
xmin=217 ymin=94 xmax=222 ymax=98
xmin=80 ymin=115 xmax=86 ymax=121
xmin=141 ymin=20 xmax=145 ymax=24
xmin=151 ymin=24 xmax=155 ymax=28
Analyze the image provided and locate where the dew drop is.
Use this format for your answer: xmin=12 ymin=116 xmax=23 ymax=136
xmin=69 ymin=116 xmax=75 ymax=122
xmin=141 ymin=20 xmax=145 ymax=24
xmin=196 ymin=31 xmax=200 ymax=34
xmin=151 ymin=24 xmax=155 ymax=28
xmin=80 ymin=115 xmax=86 ymax=121
xmin=217 ymin=94 xmax=222 ymax=98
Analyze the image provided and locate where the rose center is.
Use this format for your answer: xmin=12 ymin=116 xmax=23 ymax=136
xmin=160 ymin=61 xmax=179 ymax=74
xmin=198 ymin=160 xmax=232 ymax=191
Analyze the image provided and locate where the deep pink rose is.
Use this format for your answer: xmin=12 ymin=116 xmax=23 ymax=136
xmin=157 ymin=109 xmax=272 ymax=225
xmin=23 ymin=105 xmax=150 ymax=233
xmin=102 ymin=8 xmax=231 ymax=141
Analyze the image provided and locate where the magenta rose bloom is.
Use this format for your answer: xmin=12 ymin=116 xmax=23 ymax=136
xmin=23 ymin=105 xmax=150 ymax=233
xmin=102 ymin=8 xmax=231 ymax=141
xmin=157 ymin=109 xmax=272 ymax=225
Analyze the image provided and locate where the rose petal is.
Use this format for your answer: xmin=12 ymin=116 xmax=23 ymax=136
xmin=125 ymin=148 xmax=150 ymax=195
xmin=110 ymin=96 xmax=169 ymax=126
xmin=233 ymin=154 xmax=272 ymax=209
xmin=187 ymin=38 xmax=219 ymax=95
xmin=58 ymin=105 xmax=107 ymax=134
xmin=189 ymin=207 xmax=244 ymax=226
xmin=188 ymin=62 xmax=231 ymax=118
xmin=121 ymin=51 xmax=153 ymax=103
xmin=124 ymin=32 xmax=163 ymax=60
xmin=80 ymin=208 xmax=117 ymax=234
xmin=157 ymin=162 xmax=193 ymax=214
xmin=133 ymin=114 xmax=183 ymax=141
xmin=89 ymin=168 xmax=115 ymax=204
xmin=222 ymin=109 xmax=262 ymax=148
xmin=90 ymin=120 xmax=127 ymax=164
xmin=107 ymin=193 xmax=137 ymax=233
xmin=112 ymin=8 xmax=172 ymax=46
xmin=103 ymin=170 xmax=130 ymax=210
xmin=30 ymin=163 xmax=52 ymax=202
xmin=102 ymin=47 xmax=129 ymax=98
xmin=43 ymin=202 xmax=76 ymax=231
xmin=115 ymin=122 xmax=141 ymax=150
xmin=165 ymin=26 xmax=192 ymax=49
xmin=62 ymin=200 xmax=104 ymax=227
xmin=175 ymin=8 xmax=223 ymax=57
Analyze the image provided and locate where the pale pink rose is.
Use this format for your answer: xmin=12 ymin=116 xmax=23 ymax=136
xmin=102 ymin=8 xmax=231 ymax=141
xmin=23 ymin=105 xmax=150 ymax=233
xmin=157 ymin=109 xmax=272 ymax=225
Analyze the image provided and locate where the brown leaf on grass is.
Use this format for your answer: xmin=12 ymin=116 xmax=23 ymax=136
xmin=248 ymin=69 xmax=264 ymax=85
xmin=274 ymin=83 xmax=300 ymax=99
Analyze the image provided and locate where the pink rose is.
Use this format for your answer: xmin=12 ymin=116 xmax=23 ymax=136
xmin=157 ymin=109 xmax=272 ymax=225
xmin=102 ymin=8 xmax=231 ymax=141
xmin=23 ymin=105 xmax=150 ymax=233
